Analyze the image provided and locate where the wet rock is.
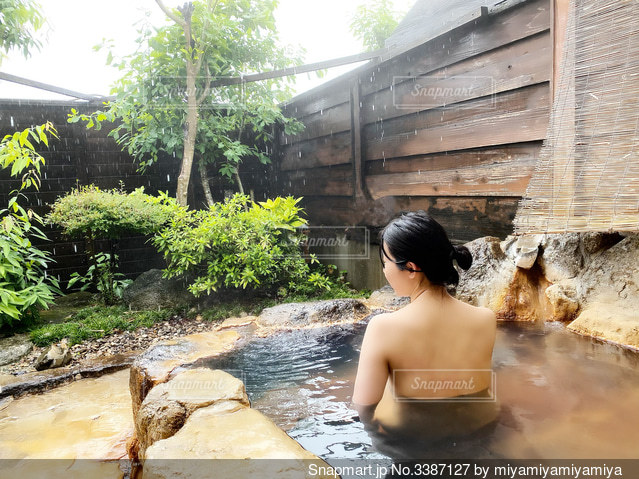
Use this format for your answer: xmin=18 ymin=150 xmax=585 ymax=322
xmin=364 ymin=285 xmax=409 ymax=311
xmin=0 ymin=334 xmax=33 ymax=367
xmin=129 ymin=330 xmax=240 ymax=417
xmin=33 ymin=340 xmax=71 ymax=371
xmin=568 ymin=300 xmax=639 ymax=349
xmin=496 ymin=266 xmax=552 ymax=322
xmin=538 ymin=233 xmax=583 ymax=282
xmin=545 ymin=281 xmax=579 ymax=322
xmin=136 ymin=368 xmax=249 ymax=459
xmin=457 ymin=237 xmax=517 ymax=313
xmin=143 ymin=406 xmax=328 ymax=476
xmin=122 ymin=269 xmax=196 ymax=310
xmin=217 ymin=316 xmax=257 ymax=330
xmin=256 ymin=298 xmax=370 ymax=329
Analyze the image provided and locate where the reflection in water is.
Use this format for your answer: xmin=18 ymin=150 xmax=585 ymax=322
xmin=205 ymin=320 xmax=639 ymax=461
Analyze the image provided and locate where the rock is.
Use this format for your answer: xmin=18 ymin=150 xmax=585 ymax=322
xmin=256 ymin=298 xmax=370 ymax=329
xmin=545 ymin=282 xmax=580 ymax=322
xmin=538 ymin=233 xmax=583 ymax=282
xmin=129 ymin=330 xmax=240 ymax=417
xmin=0 ymin=334 xmax=33 ymax=367
xmin=496 ymin=267 xmax=552 ymax=322
xmin=34 ymin=340 xmax=71 ymax=371
xmin=577 ymin=236 xmax=639 ymax=303
xmin=143 ymin=406 xmax=330 ymax=478
xmin=217 ymin=316 xmax=257 ymax=330
xmin=580 ymin=232 xmax=624 ymax=255
xmin=136 ymin=368 xmax=249 ymax=459
xmin=364 ymin=285 xmax=409 ymax=311
xmin=122 ymin=269 xmax=196 ymax=310
xmin=502 ymin=235 xmax=543 ymax=270
xmin=568 ymin=300 xmax=639 ymax=349
xmin=457 ymin=237 xmax=517 ymax=312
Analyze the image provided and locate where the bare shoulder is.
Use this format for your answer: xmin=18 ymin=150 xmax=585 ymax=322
xmin=363 ymin=311 xmax=399 ymax=339
xmin=457 ymin=300 xmax=496 ymax=328
xmin=365 ymin=311 xmax=394 ymax=330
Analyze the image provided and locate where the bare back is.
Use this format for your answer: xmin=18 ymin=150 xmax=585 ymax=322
xmin=353 ymin=290 xmax=497 ymax=439
xmin=382 ymin=291 xmax=496 ymax=399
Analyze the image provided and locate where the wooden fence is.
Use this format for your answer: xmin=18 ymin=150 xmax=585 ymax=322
xmin=275 ymin=0 xmax=552 ymax=242
xmin=0 ymin=100 xmax=178 ymax=285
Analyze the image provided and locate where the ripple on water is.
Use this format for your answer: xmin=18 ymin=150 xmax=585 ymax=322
xmin=202 ymin=320 xmax=639 ymax=461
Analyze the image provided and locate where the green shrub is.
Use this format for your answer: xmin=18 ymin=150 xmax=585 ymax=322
xmin=0 ymin=123 xmax=61 ymax=329
xmin=152 ymin=194 xmax=341 ymax=297
xmin=47 ymin=185 xmax=174 ymax=240
xmin=47 ymin=186 xmax=175 ymax=303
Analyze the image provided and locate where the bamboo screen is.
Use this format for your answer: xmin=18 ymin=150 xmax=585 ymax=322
xmin=513 ymin=0 xmax=639 ymax=234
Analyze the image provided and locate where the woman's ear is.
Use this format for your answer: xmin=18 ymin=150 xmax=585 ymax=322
xmin=406 ymin=261 xmax=420 ymax=275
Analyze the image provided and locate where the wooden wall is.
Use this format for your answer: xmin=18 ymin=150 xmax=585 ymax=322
xmin=0 ymin=100 xmax=179 ymax=286
xmin=275 ymin=0 xmax=552 ymax=242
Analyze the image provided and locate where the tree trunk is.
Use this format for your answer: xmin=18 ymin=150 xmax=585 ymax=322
xmin=176 ymin=65 xmax=199 ymax=207
xmin=199 ymin=160 xmax=215 ymax=207
xmin=234 ymin=168 xmax=245 ymax=196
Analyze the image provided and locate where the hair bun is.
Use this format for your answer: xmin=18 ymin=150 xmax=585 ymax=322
xmin=452 ymin=245 xmax=472 ymax=271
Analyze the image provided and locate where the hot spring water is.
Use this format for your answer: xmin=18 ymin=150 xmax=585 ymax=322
xmin=202 ymin=319 xmax=639 ymax=461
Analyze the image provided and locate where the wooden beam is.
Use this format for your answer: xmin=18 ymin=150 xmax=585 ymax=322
xmin=350 ymin=77 xmax=367 ymax=199
xmin=0 ymin=72 xmax=105 ymax=102
xmin=365 ymin=154 xmax=538 ymax=200
xmin=210 ymin=49 xmax=386 ymax=87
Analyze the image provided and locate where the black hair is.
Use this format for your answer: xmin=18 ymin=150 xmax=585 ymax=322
xmin=379 ymin=211 xmax=472 ymax=287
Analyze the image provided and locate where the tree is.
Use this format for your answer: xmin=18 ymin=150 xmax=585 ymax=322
xmin=0 ymin=123 xmax=60 ymax=328
xmin=349 ymin=0 xmax=405 ymax=52
xmin=71 ymin=0 xmax=303 ymax=207
xmin=0 ymin=0 xmax=45 ymax=64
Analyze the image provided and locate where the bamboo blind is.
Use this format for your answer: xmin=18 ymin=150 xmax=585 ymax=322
xmin=513 ymin=0 xmax=639 ymax=234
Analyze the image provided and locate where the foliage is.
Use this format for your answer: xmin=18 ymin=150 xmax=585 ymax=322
xmin=68 ymin=252 xmax=133 ymax=305
xmin=349 ymin=0 xmax=405 ymax=51
xmin=47 ymin=185 xmax=174 ymax=304
xmin=47 ymin=184 xmax=174 ymax=240
xmin=70 ymin=0 xmax=304 ymax=205
xmin=0 ymin=122 xmax=60 ymax=329
xmin=152 ymin=194 xmax=341 ymax=297
xmin=29 ymin=305 xmax=177 ymax=346
xmin=0 ymin=0 xmax=45 ymax=64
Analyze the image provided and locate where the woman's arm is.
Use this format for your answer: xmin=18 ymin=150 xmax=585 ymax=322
xmin=352 ymin=315 xmax=390 ymax=427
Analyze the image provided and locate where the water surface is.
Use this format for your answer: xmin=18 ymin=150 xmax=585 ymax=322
xmin=205 ymin=320 xmax=639 ymax=460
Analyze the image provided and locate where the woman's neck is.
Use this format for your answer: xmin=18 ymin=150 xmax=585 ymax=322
xmin=409 ymin=283 xmax=447 ymax=303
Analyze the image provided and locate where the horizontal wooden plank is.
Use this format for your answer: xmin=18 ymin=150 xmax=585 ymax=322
xmin=298 ymin=195 xmax=520 ymax=241
xmin=362 ymin=31 xmax=551 ymax=124
xmin=282 ymin=77 xmax=351 ymax=119
xmin=360 ymin=0 xmax=550 ymax=98
xmin=280 ymin=131 xmax=351 ymax=171
xmin=364 ymin=83 xmax=550 ymax=160
xmin=365 ymin=142 xmax=541 ymax=176
xmin=280 ymin=101 xmax=351 ymax=145
xmin=365 ymin=151 xmax=538 ymax=199
xmin=280 ymin=165 xmax=353 ymax=197
xmin=364 ymin=79 xmax=549 ymax=143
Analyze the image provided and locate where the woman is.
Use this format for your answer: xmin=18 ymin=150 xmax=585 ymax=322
xmin=352 ymin=212 xmax=498 ymax=455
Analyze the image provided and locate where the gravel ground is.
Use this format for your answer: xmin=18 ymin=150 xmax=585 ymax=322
xmin=0 ymin=314 xmax=221 ymax=376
